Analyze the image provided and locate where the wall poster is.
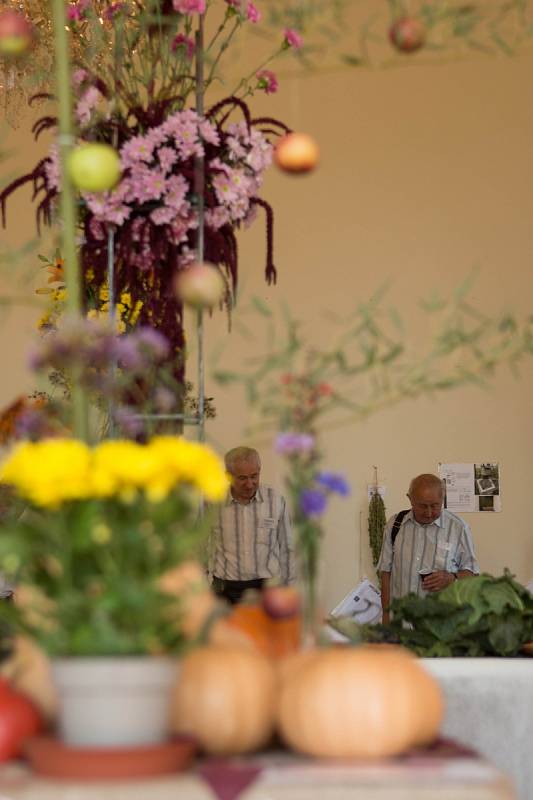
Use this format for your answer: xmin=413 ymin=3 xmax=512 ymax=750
xmin=438 ymin=462 xmax=501 ymax=513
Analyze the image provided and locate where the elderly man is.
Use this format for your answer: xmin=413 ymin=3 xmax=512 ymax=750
xmin=378 ymin=473 xmax=479 ymax=623
xmin=209 ymin=446 xmax=296 ymax=605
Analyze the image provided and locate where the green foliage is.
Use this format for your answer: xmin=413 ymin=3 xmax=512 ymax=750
xmin=330 ymin=571 xmax=533 ymax=657
xmin=212 ymin=286 xmax=533 ymax=437
xmin=368 ymin=491 xmax=386 ymax=570
xmin=0 ymin=495 xmax=213 ymax=657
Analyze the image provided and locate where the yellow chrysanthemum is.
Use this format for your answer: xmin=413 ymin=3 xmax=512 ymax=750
xmin=90 ymin=440 xmax=162 ymax=496
xmin=149 ymin=437 xmax=229 ymax=502
xmin=0 ymin=436 xmax=227 ymax=508
xmin=1 ymin=439 xmax=92 ymax=507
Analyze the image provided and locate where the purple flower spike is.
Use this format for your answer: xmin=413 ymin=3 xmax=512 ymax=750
xmin=316 ymin=471 xmax=350 ymax=497
xmin=300 ymin=489 xmax=327 ymax=517
xmin=275 ymin=432 xmax=315 ymax=455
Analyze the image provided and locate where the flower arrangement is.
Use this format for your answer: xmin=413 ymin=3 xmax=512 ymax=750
xmin=0 ymin=0 xmax=300 ymax=375
xmin=0 ymin=435 xmax=228 ymax=655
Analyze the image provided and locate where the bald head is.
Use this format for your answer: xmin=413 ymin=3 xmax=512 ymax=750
xmin=408 ymin=474 xmax=443 ymax=496
xmin=408 ymin=473 xmax=444 ymax=525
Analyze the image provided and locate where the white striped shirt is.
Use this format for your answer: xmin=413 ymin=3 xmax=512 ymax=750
xmin=208 ymin=485 xmax=296 ymax=584
xmin=377 ymin=509 xmax=479 ymax=600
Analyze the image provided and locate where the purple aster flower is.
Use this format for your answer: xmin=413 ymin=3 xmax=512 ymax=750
xmin=113 ymin=337 xmax=145 ymax=372
xmin=300 ymin=489 xmax=327 ymax=517
xmin=275 ymin=432 xmax=315 ymax=455
xmin=316 ymin=472 xmax=351 ymax=497
xmin=113 ymin=407 xmax=144 ymax=438
xmin=134 ymin=327 xmax=170 ymax=361
xmin=14 ymin=408 xmax=51 ymax=441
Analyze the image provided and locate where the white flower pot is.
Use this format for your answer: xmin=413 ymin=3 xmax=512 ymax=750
xmin=52 ymin=657 xmax=177 ymax=748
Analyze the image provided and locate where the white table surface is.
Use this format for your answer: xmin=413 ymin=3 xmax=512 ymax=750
xmin=0 ymin=747 xmax=514 ymax=800
xmin=422 ymin=658 xmax=533 ymax=800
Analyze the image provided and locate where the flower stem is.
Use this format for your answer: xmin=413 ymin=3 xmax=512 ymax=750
xmin=51 ymin=0 xmax=89 ymax=442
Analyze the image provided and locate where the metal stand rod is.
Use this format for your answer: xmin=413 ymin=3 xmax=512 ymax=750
xmin=195 ymin=17 xmax=206 ymax=444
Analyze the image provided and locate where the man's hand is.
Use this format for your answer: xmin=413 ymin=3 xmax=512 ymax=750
xmin=422 ymin=570 xmax=455 ymax=592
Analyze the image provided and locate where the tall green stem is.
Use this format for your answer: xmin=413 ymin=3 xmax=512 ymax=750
xmin=51 ymin=0 xmax=89 ymax=442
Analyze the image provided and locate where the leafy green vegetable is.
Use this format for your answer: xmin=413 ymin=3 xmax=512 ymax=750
xmin=329 ymin=571 xmax=533 ymax=657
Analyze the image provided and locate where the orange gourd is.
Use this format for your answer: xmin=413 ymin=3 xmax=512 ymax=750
xmin=276 ymin=645 xmax=443 ymax=759
xmin=172 ymin=644 xmax=277 ymax=755
xmin=225 ymin=603 xmax=300 ymax=660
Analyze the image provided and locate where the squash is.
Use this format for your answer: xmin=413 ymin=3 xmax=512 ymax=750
xmin=172 ymin=644 xmax=277 ymax=755
xmin=224 ymin=602 xmax=301 ymax=660
xmin=276 ymin=645 xmax=443 ymax=758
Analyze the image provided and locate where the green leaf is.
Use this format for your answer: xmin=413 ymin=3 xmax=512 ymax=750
xmin=251 ymin=296 xmax=273 ymax=317
xmin=487 ymin=612 xmax=525 ymax=656
xmin=212 ymin=370 xmax=240 ymax=385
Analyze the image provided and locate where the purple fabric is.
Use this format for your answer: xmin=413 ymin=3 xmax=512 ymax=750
xmin=198 ymin=758 xmax=262 ymax=800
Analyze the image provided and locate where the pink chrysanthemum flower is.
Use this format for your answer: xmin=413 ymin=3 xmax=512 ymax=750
xmin=171 ymin=33 xmax=195 ymax=59
xmin=256 ymin=69 xmax=278 ymax=94
xmin=173 ymin=0 xmax=206 ymax=13
xmin=284 ymin=27 xmax=303 ymax=49
xmin=67 ymin=0 xmax=90 ymax=21
xmin=246 ymin=1 xmax=260 ymax=22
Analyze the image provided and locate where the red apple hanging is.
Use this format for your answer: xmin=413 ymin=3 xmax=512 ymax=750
xmin=262 ymin=584 xmax=300 ymax=620
xmin=67 ymin=143 xmax=122 ymax=192
xmin=389 ymin=17 xmax=426 ymax=53
xmin=175 ymin=262 xmax=226 ymax=309
xmin=274 ymin=132 xmax=319 ymax=175
xmin=0 ymin=10 xmax=33 ymax=57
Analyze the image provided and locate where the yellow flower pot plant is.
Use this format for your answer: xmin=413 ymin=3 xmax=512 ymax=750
xmin=0 ymin=435 xmax=228 ymax=748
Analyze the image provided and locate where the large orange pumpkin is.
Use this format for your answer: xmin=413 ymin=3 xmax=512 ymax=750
xmin=276 ymin=645 xmax=443 ymax=758
xmin=172 ymin=644 xmax=277 ymax=755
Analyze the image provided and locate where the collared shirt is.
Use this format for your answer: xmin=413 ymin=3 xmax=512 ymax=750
xmin=208 ymin=485 xmax=296 ymax=584
xmin=377 ymin=509 xmax=479 ymax=600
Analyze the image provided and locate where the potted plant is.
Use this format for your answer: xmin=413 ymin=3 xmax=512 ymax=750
xmin=0 ymin=434 xmax=228 ymax=747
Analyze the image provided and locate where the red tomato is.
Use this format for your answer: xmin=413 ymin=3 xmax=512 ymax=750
xmin=0 ymin=678 xmax=43 ymax=761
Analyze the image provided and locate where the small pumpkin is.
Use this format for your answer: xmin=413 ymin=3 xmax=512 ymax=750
xmin=225 ymin=602 xmax=301 ymax=660
xmin=276 ymin=645 xmax=443 ymax=758
xmin=172 ymin=644 xmax=277 ymax=755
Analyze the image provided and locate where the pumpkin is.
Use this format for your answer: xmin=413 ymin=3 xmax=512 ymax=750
xmin=224 ymin=602 xmax=301 ymax=660
xmin=276 ymin=645 xmax=443 ymax=758
xmin=172 ymin=644 xmax=277 ymax=755
xmin=357 ymin=643 xmax=444 ymax=747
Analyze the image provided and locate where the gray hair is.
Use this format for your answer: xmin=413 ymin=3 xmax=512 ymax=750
xmin=408 ymin=473 xmax=444 ymax=496
xmin=224 ymin=447 xmax=261 ymax=473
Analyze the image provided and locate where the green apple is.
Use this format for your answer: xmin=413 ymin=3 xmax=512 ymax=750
xmin=0 ymin=10 xmax=33 ymax=57
xmin=67 ymin=143 xmax=121 ymax=193
xmin=175 ymin=263 xmax=226 ymax=309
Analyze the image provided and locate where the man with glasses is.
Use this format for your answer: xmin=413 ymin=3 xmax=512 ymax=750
xmin=378 ymin=473 xmax=479 ymax=623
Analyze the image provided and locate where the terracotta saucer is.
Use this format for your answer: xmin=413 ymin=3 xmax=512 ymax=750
xmin=24 ymin=735 xmax=197 ymax=780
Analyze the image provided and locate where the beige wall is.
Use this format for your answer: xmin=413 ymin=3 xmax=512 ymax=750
xmin=2 ymin=48 xmax=533 ymax=610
